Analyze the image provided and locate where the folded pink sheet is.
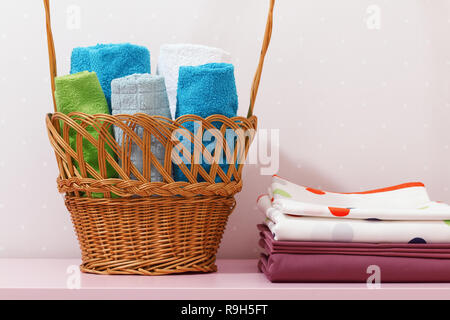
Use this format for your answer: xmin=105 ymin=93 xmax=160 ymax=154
xmin=258 ymin=253 xmax=450 ymax=283
xmin=258 ymin=224 xmax=450 ymax=258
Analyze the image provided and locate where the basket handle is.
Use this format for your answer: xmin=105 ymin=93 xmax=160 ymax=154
xmin=43 ymin=0 xmax=275 ymax=117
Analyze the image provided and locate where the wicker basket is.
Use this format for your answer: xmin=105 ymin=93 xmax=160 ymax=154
xmin=43 ymin=0 xmax=275 ymax=275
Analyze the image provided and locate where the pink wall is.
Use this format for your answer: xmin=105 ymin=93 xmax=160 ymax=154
xmin=0 ymin=0 xmax=449 ymax=258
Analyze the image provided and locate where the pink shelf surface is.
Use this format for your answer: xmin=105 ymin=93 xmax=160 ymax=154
xmin=1 ymin=259 xmax=450 ymax=299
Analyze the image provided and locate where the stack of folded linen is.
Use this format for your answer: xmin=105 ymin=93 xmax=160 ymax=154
xmin=257 ymin=175 xmax=450 ymax=282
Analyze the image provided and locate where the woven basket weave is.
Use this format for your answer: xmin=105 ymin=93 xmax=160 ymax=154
xmin=43 ymin=0 xmax=275 ymax=275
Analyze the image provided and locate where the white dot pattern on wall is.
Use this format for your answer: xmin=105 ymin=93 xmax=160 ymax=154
xmin=1 ymin=0 xmax=450 ymax=260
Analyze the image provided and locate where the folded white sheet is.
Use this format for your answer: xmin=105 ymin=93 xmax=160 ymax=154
xmin=270 ymin=175 xmax=450 ymax=221
xmin=257 ymin=195 xmax=450 ymax=243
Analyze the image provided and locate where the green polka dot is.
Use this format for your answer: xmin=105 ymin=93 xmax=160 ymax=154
xmin=273 ymin=189 xmax=292 ymax=198
xmin=444 ymin=220 xmax=450 ymax=226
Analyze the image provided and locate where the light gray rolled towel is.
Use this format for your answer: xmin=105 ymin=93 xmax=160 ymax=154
xmin=111 ymin=74 xmax=171 ymax=181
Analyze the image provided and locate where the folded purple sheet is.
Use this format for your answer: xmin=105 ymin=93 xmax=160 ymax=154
xmin=258 ymin=224 xmax=450 ymax=258
xmin=258 ymin=224 xmax=450 ymax=282
xmin=258 ymin=253 xmax=450 ymax=283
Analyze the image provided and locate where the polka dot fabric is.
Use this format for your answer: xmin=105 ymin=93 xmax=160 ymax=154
xmin=270 ymin=175 xmax=450 ymax=221
xmin=258 ymin=195 xmax=450 ymax=243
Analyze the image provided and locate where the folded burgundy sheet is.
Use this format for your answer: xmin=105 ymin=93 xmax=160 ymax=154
xmin=259 ymin=239 xmax=450 ymax=258
xmin=259 ymin=253 xmax=450 ymax=283
xmin=258 ymin=224 xmax=450 ymax=258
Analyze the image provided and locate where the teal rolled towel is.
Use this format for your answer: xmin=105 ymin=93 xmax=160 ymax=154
xmin=70 ymin=43 xmax=151 ymax=111
xmin=54 ymin=71 xmax=118 ymax=180
xmin=174 ymin=63 xmax=238 ymax=182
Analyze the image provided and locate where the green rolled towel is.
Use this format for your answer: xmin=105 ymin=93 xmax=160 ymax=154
xmin=54 ymin=71 xmax=118 ymax=183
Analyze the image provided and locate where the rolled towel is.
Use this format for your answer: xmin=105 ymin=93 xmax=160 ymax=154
xmin=111 ymin=74 xmax=171 ymax=182
xmin=157 ymin=44 xmax=232 ymax=119
xmin=173 ymin=63 xmax=238 ymax=182
xmin=71 ymin=43 xmax=151 ymax=111
xmin=54 ymin=71 xmax=118 ymax=180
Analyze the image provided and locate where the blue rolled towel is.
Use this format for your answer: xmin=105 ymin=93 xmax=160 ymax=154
xmin=111 ymin=74 xmax=171 ymax=182
xmin=174 ymin=63 xmax=238 ymax=182
xmin=71 ymin=43 xmax=151 ymax=111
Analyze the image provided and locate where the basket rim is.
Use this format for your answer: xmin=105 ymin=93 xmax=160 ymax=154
xmin=58 ymin=177 xmax=244 ymax=198
xmin=46 ymin=112 xmax=257 ymax=198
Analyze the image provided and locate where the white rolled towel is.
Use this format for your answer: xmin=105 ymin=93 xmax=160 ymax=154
xmin=156 ymin=43 xmax=232 ymax=119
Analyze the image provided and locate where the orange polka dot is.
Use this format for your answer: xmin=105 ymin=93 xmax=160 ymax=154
xmin=306 ymin=187 xmax=326 ymax=195
xmin=329 ymin=207 xmax=350 ymax=217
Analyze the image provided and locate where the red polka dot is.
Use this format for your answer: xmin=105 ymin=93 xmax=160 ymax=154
xmin=329 ymin=207 xmax=350 ymax=217
xmin=306 ymin=187 xmax=326 ymax=195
